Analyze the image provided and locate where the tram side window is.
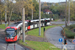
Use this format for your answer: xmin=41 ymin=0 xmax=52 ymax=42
xmin=17 ymin=29 xmax=19 ymax=34
xmin=20 ymin=27 xmax=22 ymax=30
xmin=17 ymin=27 xmax=21 ymax=34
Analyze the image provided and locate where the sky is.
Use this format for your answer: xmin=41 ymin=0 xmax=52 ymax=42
xmin=41 ymin=0 xmax=75 ymax=3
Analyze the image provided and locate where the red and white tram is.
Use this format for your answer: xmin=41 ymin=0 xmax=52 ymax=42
xmin=5 ymin=18 xmax=51 ymax=42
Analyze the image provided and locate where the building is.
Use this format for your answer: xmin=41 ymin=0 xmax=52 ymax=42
xmin=43 ymin=9 xmax=52 ymax=14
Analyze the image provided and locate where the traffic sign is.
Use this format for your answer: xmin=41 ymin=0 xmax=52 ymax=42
xmin=72 ymin=39 xmax=75 ymax=44
xmin=59 ymin=38 xmax=63 ymax=42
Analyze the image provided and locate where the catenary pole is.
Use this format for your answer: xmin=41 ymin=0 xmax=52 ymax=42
xmin=65 ymin=0 xmax=67 ymax=27
xmin=5 ymin=0 xmax=7 ymax=27
xmin=68 ymin=0 xmax=70 ymax=25
xmin=39 ymin=0 xmax=41 ymax=36
xmin=22 ymin=8 xmax=25 ymax=42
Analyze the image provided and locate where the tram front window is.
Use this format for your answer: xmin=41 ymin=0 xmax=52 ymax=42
xmin=6 ymin=29 xmax=16 ymax=37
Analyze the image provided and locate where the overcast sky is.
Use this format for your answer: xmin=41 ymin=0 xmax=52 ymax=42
xmin=41 ymin=0 xmax=75 ymax=3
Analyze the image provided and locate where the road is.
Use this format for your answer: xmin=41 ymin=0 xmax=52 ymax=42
xmin=51 ymin=21 xmax=75 ymax=24
xmin=2 ymin=21 xmax=75 ymax=25
xmin=45 ymin=26 xmax=75 ymax=50
xmin=0 ymin=29 xmax=29 ymax=50
xmin=2 ymin=22 xmax=14 ymax=25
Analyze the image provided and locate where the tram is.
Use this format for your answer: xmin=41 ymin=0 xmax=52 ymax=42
xmin=5 ymin=18 xmax=51 ymax=42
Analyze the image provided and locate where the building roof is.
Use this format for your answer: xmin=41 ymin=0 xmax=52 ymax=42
xmin=44 ymin=9 xmax=52 ymax=13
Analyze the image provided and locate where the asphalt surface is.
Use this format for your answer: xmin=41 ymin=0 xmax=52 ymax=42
xmin=0 ymin=30 xmax=29 ymax=50
xmin=45 ymin=26 xmax=75 ymax=50
xmin=51 ymin=21 xmax=75 ymax=24
xmin=2 ymin=21 xmax=75 ymax=25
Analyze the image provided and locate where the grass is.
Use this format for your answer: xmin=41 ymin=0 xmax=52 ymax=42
xmin=54 ymin=19 xmax=59 ymax=22
xmin=19 ymin=40 xmax=60 ymax=50
xmin=26 ymin=24 xmax=63 ymax=37
xmin=19 ymin=24 xmax=63 ymax=50
xmin=62 ymin=19 xmax=65 ymax=21
xmin=0 ymin=24 xmax=7 ymax=29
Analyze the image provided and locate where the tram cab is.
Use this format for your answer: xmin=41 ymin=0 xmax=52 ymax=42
xmin=5 ymin=27 xmax=18 ymax=42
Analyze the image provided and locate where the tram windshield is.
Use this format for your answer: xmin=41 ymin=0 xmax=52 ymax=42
xmin=6 ymin=29 xmax=16 ymax=37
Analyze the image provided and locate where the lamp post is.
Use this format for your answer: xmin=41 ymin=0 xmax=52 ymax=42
xmin=68 ymin=0 xmax=70 ymax=25
xmin=39 ymin=0 xmax=41 ymax=36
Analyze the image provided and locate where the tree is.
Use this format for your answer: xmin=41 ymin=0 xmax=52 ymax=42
xmin=13 ymin=0 xmax=35 ymax=19
xmin=6 ymin=1 xmax=14 ymax=25
xmin=57 ymin=5 xmax=65 ymax=18
xmin=6 ymin=0 xmax=35 ymax=25
xmin=0 ymin=1 xmax=5 ymax=24
xmin=33 ymin=0 xmax=39 ymax=19
xmin=70 ymin=1 xmax=75 ymax=20
xmin=44 ymin=2 xmax=48 ymax=7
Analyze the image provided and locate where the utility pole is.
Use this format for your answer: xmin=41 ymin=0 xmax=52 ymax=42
xmin=22 ymin=8 xmax=25 ymax=42
xmin=32 ymin=8 xmax=33 ymax=20
xmin=65 ymin=0 xmax=67 ymax=27
xmin=39 ymin=0 xmax=41 ymax=36
xmin=32 ymin=0 xmax=33 ymax=20
xmin=5 ymin=0 xmax=7 ymax=27
xmin=68 ymin=0 xmax=70 ymax=25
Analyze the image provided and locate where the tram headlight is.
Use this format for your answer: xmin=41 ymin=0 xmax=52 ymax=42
xmin=6 ymin=37 xmax=9 ymax=39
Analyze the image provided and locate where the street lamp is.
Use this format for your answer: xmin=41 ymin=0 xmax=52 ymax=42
xmin=68 ymin=0 xmax=70 ymax=25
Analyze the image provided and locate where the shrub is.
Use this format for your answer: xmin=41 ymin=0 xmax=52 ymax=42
xmin=67 ymin=24 xmax=75 ymax=29
xmin=64 ymin=28 xmax=75 ymax=39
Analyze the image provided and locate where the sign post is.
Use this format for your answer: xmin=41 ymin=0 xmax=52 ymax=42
xmin=59 ymin=38 xmax=63 ymax=50
xmin=59 ymin=38 xmax=63 ymax=42
xmin=74 ymin=36 xmax=75 ymax=50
